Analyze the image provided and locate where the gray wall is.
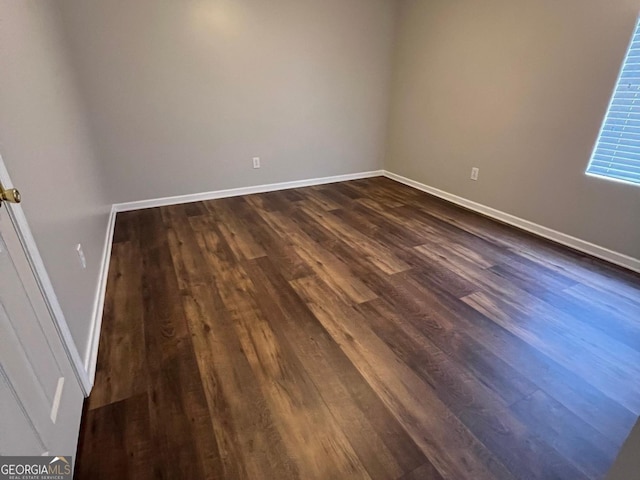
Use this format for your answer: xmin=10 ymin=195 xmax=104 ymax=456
xmin=607 ymin=420 xmax=640 ymax=480
xmin=607 ymin=417 xmax=640 ymax=480
xmin=0 ymin=1 xmax=110 ymax=362
xmin=387 ymin=0 xmax=640 ymax=259
xmin=57 ymin=0 xmax=398 ymax=203
xmin=2 ymin=0 xmax=640 ymax=376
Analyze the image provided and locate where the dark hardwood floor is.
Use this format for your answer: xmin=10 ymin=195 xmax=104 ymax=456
xmin=74 ymin=177 xmax=640 ymax=480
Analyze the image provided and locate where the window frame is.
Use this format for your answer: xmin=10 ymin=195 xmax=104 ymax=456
xmin=585 ymin=17 xmax=640 ymax=188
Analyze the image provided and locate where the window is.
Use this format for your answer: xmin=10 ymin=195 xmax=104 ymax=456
xmin=586 ymin=18 xmax=640 ymax=186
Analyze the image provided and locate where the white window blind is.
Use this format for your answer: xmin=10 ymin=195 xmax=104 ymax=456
xmin=586 ymin=19 xmax=640 ymax=186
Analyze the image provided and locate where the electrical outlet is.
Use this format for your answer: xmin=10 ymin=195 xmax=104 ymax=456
xmin=76 ymin=244 xmax=87 ymax=269
xmin=253 ymin=157 xmax=261 ymax=169
xmin=471 ymin=167 xmax=479 ymax=181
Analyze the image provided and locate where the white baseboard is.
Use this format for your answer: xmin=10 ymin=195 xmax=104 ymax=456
xmin=384 ymin=170 xmax=640 ymax=274
xmin=84 ymin=205 xmax=117 ymax=388
xmin=113 ymin=170 xmax=384 ymax=212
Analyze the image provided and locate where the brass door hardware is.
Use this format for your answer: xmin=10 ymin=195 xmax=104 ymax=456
xmin=0 ymin=182 xmax=21 ymax=206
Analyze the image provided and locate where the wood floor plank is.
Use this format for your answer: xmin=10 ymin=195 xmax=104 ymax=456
xmin=395 ymin=204 xmax=513 ymax=265
xmin=483 ymin=274 xmax=640 ymax=377
xmin=510 ymin=389 xmax=618 ymax=479
xmin=356 ymin=298 xmax=538 ymax=408
xmin=331 ymin=220 xmax=639 ymax=447
xmin=565 ymin=282 xmax=640 ymax=322
xmin=297 ymin=186 xmax=342 ymax=211
xmin=77 ymin=177 xmax=640 ymax=480
xmin=399 ymin=461 xmax=446 ymax=480
xmin=191 ymin=215 xmax=374 ymax=479
xmin=462 ymin=291 xmax=640 ymax=414
xmin=352 ymin=285 xmax=591 ymax=480
xmin=313 ymin=184 xmax=365 ymax=208
xmin=514 ymin=246 xmax=640 ymax=302
xmin=296 ymin=205 xmax=410 ymax=275
xmin=207 ymin=268 xmax=373 ymax=479
xmin=216 ymin=196 xmax=313 ymax=280
xmin=257 ymin=208 xmax=377 ymax=304
xmin=74 ymin=394 xmax=155 ymax=480
xmin=489 ymin=259 xmax=579 ymax=296
xmin=182 ymin=284 xmax=298 ymax=480
xmin=87 ymin=240 xmax=147 ymax=410
xmin=137 ymin=208 xmax=224 ymax=480
xmin=356 ymin=197 xmax=445 ymax=245
xmin=145 ymin=346 xmax=224 ymax=480
xmin=244 ymin=256 xmax=428 ymax=479
xmin=182 ymin=200 xmax=208 ymax=217
xmin=161 ymin=205 xmax=212 ymax=290
xmin=111 ymin=211 xmax=138 ymax=244
xmin=412 ymin=241 xmax=499 ymax=282
xmin=414 ymin=282 xmax=637 ymax=447
xmin=346 ymin=177 xmax=416 ymax=206
xmin=163 ymin=206 xmax=298 ymax=479
xmin=409 ymin=242 xmax=640 ymax=412
xmin=244 ymin=190 xmax=299 ymax=213
xmin=335 ymin=202 xmax=428 ymax=248
xmin=290 ymin=275 xmax=515 ymax=480
xmin=204 ymin=198 xmax=267 ymax=261
xmin=230 ymin=297 xmax=373 ymax=480
xmin=527 ymin=289 xmax=640 ymax=353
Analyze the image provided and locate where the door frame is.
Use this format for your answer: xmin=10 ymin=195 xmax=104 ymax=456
xmin=0 ymin=156 xmax=91 ymax=395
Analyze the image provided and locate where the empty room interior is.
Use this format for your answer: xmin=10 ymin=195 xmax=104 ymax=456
xmin=2 ymin=0 xmax=640 ymax=479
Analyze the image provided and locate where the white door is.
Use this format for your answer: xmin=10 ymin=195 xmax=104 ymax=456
xmin=0 ymin=186 xmax=84 ymax=458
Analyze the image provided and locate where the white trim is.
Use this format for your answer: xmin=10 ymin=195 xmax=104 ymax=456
xmin=83 ymin=205 xmax=116 ymax=385
xmin=113 ymin=170 xmax=385 ymax=212
xmin=0 ymin=156 xmax=92 ymax=395
xmin=585 ymin=171 xmax=640 ymax=189
xmin=384 ymin=170 xmax=640 ymax=274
